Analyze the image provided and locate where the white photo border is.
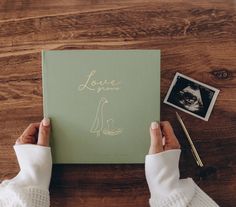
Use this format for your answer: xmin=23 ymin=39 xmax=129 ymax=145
xmin=164 ymin=72 xmax=220 ymax=121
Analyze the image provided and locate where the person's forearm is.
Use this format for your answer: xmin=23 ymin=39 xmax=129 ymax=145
xmin=0 ymin=144 xmax=52 ymax=207
xmin=12 ymin=144 xmax=52 ymax=189
xmin=145 ymin=150 xmax=219 ymax=207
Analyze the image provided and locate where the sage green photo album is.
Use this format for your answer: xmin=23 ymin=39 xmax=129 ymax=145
xmin=42 ymin=50 xmax=160 ymax=164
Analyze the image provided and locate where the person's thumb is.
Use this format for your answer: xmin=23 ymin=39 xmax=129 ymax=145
xmin=149 ymin=121 xmax=163 ymax=154
xmin=38 ymin=117 xmax=51 ymax=146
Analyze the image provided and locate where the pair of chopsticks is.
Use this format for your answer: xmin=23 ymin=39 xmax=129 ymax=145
xmin=176 ymin=112 xmax=204 ymax=167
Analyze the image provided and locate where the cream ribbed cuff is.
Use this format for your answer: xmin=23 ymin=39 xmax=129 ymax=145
xmin=12 ymin=144 xmax=52 ymax=189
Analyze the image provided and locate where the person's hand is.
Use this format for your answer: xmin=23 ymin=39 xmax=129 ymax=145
xmin=146 ymin=121 xmax=193 ymax=203
xmin=15 ymin=117 xmax=51 ymax=146
xmin=148 ymin=121 xmax=180 ymax=155
xmin=9 ymin=117 xmax=52 ymax=190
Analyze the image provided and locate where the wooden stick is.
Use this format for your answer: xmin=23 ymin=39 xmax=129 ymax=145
xmin=176 ymin=112 xmax=204 ymax=167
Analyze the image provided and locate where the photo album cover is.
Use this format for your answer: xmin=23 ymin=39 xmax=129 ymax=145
xmin=164 ymin=72 xmax=220 ymax=121
xmin=42 ymin=50 xmax=160 ymax=163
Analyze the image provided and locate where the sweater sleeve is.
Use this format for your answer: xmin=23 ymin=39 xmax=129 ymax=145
xmin=0 ymin=144 xmax=52 ymax=207
xmin=145 ymin=149 xmax=219 ymax=207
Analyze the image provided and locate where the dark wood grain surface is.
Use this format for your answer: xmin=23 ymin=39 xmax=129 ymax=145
xmin=0 ymin=0 xmax=236 ymax=206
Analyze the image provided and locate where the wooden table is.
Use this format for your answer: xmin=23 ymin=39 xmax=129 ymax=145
xmin=0 ymin=1 xmax=235 ymax=206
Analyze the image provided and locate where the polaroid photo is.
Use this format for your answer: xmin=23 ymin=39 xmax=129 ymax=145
xmin=164 ymin=72 xmax=220 ymax=121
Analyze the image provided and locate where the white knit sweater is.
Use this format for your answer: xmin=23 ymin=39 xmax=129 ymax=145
xmin=0 ymin=144 xmax=52 ymax=207
xmin=145 ymin=149 xmax=219 ymax=207
xmin=0 ymin=146 xmax=218 ymax=207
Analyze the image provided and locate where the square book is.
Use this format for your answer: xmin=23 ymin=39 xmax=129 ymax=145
xmin=42 ymin=50 xmax=160 ymax=164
